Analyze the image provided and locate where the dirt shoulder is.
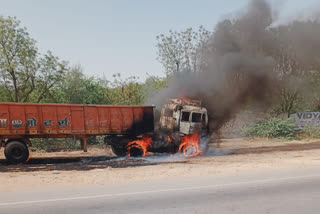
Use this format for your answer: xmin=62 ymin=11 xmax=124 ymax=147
xmin=1 ymin=138 xmax=320 ymax=192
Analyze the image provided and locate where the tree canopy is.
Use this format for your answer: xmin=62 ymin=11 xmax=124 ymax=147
xmin=0 ymin=16 xmax=67 ymax=103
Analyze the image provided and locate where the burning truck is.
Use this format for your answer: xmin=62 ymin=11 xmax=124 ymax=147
xmin=107 ymin=98 xmax=209 ymax=158
xmin=0 ymin=99 xmax=209 ymax=163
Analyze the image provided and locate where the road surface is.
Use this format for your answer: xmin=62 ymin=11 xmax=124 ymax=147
xmin=1 ymin=167 xmax=320 ymax=214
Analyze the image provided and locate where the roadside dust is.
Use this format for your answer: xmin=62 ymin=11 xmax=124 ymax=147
xmin=1 ymin=139 xmax=320 ymax=192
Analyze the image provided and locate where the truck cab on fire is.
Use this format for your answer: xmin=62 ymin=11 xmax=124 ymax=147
xmin=159 ymin=99 xmax=209 ymax=135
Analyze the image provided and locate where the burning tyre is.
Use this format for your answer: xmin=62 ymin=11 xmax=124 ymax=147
xmin=178 ymin=132 xmax=205 ymax=157
xmin=110 ymin=145 xmax=127 ymax=157
xmin=126 ymin=137 xmax=152 ymax=157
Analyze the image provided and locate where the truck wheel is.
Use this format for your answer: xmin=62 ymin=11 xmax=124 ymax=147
xmin=111 ymin=145 xmax=127 ymax=157
xmin=4 ymin=141 xmax=30 ymax=164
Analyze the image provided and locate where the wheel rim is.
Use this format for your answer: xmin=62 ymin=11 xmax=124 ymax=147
xmin=12 ymin=147 xmax=23 ymax=159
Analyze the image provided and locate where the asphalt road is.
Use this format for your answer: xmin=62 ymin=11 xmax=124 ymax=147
xmin=1 ymin=167 xmax=320 ymax=214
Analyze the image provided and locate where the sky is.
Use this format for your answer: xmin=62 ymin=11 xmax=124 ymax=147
xmin=0 ymin=0 xmax=319 ymax=81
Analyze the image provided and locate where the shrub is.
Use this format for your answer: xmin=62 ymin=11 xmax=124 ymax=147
xmin=31 ymin=136 xmax=105 ymax=152
xmin=87 ymin=136 xmax=105 ymax=147
xmin=30 ymin=136 xmax=106 ymax=152
xmin=30 ymin=138 xmax=81 ymax=152
xmin=301 ymin=125 xmax=320 ymax=139
xmin=241 ymin=118 xmax=296 ymax=138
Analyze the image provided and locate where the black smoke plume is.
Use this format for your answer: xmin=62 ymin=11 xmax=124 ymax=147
xmin=149 ymin=0 xmax=320 ymax=134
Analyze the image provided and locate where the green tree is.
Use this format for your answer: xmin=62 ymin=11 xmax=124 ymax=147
xmin=47 ymin=64 xmax=108 ymax=105
xmin=307 ymin=72 xmax=320 ymax=111
xmin=60 ymin=64 xmax=85 ymax=104
xmin=106 ymin=73 xmax=144 ymax=105
xmin=0 ymin=16 xmax=67 ymax=103
xmin=156 ymin=26 xmax=211 ymax=76
xmin=80 ymin=77 xmax=107 ymax=104
xmin=144 ymin=75 xmax=168 ymax=91
xmin=32 ymin=52 xmax=67 ymax=103
xmin=270 ymin=21 xmax=320 ymax=116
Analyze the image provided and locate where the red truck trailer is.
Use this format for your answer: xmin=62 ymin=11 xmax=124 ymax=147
xmin=0 ymin=102 xmax=154 ymax=163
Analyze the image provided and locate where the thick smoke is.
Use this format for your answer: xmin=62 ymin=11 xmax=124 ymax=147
xmin=149 ymin=0 xmax=320 ymax=134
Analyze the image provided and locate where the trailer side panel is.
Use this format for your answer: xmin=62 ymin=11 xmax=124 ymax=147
xmin=0 ymin=103 xmax=154 ymax=138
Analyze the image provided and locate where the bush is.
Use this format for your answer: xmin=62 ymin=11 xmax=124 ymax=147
xmin=30 ymin=138 xmax=81 ymax=152
xmin=87 ymin=136 xmax=105 ymax=147
xmin=301 ymin=125 xmax=320 ymax=139
xmin=30 ymin=136 xmax=106 ymax=152
xmin=241 ymin=118 xmax=296 ymax=138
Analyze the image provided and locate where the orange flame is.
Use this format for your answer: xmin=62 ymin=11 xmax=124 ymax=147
xmin=126 ymin=136 xmax=152 ymax=157
xmin=167 ymin=136 xmax=172 ymax=143
xmin=178 ymin=132 xmax=203 ymax=157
